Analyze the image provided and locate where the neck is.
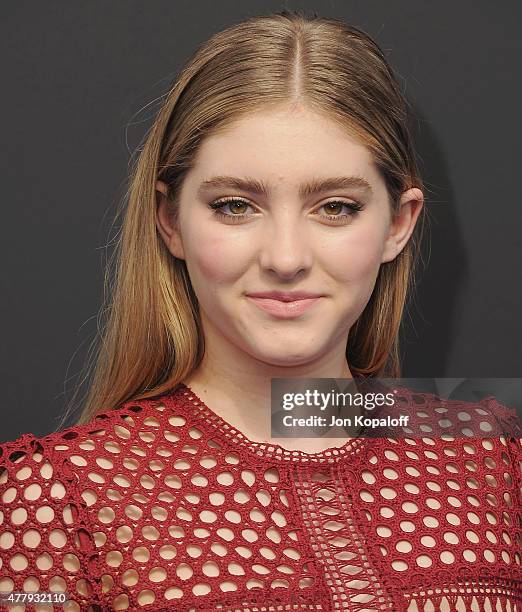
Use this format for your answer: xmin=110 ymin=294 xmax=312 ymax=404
xmin=183 ymin=322 xmax=353 ymax=445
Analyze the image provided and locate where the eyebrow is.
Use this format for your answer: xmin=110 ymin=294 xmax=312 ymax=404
xmin=197 ymin=175 xmax=373 ymax=199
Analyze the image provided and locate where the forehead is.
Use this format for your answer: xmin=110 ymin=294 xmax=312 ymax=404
xmin=187 ymin=107 xmax=385 ymax=194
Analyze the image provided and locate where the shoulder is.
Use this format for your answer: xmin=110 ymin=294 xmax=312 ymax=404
xmin=0 ymin=389 xmax=199 ymax=603
xmin=1 ymin=388 xmax=186 ymax=464
xmin=364 ymin=388 xmax=522 ymax=495
xmin=0 ymin=392 xmax=187 ymax=515
xmin=0 ymin=385 xmax=214 ymax=501
xmin=390 ymin=387 xmax=522 ymax=439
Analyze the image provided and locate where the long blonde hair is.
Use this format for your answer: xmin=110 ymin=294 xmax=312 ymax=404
xmin=66 ymin=10 xmax=426 ymax=427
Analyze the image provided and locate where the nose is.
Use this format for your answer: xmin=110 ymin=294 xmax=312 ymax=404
xmin=258 ymin=214 xmax=313 ymax=279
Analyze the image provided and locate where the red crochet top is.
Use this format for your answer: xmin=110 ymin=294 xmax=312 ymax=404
xmin=0 ymin=383 xmax=521 ymax=611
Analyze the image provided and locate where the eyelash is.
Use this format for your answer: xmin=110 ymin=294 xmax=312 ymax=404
xmin=209 ymin=197 xmax=364 ymax=224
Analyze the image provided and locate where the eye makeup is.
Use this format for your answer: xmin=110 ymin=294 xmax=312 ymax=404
xmin=208 ymin=197 xmax=364 ymax=224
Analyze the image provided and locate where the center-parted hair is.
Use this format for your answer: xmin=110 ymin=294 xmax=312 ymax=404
xmin=68 ymin=10 xmax=426 ymax=427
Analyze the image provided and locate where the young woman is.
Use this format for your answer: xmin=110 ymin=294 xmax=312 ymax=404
xmin=1 ymin=11 xmax=520 ymax=611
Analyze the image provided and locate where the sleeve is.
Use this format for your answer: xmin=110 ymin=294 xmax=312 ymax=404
xmin=487 ymin=398 xmax=522 ymax=564
xmin=479 ymin=397 xmax=522 ymax=599
xmin=0 ymin=433 xmax=101 ymax=611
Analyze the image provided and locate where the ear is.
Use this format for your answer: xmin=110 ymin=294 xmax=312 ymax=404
xmin=155 ymin=180 xmax=185 ymax=260
xmin=381 ymin=187 xmax=424 ymax=263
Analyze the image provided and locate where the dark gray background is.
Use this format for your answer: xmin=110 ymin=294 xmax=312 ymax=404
xmin=1 ymin=1 xmax=521 ymax=442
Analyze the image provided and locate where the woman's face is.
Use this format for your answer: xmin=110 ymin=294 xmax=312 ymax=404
xmin=157 ymin=105 xmax=422 ymax=369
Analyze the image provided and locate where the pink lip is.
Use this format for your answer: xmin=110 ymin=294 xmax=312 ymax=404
xmin=247 ymin=296 xmax=322 ymax=318
xmin=246 ymin=291 xmax=322 ymax=301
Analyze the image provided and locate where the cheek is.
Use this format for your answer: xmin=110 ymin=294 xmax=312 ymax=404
xmin=183 ymin=225 xmax=249 ymax=285
xmin=322 ymin=223 xmax=387 ymax=282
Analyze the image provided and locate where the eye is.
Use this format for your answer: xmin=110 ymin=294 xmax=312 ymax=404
xmin=208 ymin=197 xmax=258 ymax=224
xmin=208 ymin=197 xmax=364 ymax=224
xmin=209 ymin=197 xmax=253 ymax=222
xmin=316 ymin=200 xmax=363 ymax=223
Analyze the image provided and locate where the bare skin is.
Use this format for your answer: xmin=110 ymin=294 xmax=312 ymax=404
xmin=156 ymin=103 xmax=423 ymax=453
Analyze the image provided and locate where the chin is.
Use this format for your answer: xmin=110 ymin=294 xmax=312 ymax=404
xmin=247 ymin=344 xmax=321 ymax=367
